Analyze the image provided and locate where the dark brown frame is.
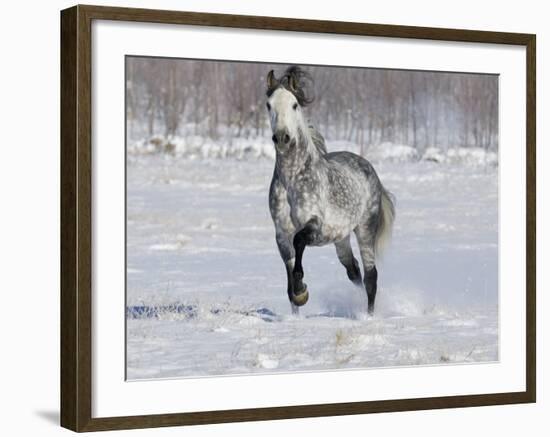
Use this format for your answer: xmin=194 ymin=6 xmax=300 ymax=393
xmin=60 ymin=4 xmax=536 ymax=432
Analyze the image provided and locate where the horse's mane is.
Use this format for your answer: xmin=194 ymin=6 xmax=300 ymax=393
xmin=309 ymin=125 xmax=328 ymax=155
xmin=266 ymin=66 xmax=315 ymax=107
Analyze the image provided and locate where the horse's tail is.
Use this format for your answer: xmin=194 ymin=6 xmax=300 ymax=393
xmin=375 ymin=185 xmax=395 ymax=256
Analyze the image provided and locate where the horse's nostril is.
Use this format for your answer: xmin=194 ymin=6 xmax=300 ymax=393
xmin=283 ymin=134 xmax=290 ymax=144
xmin=272 ymin=134 xmax=277 ymax=144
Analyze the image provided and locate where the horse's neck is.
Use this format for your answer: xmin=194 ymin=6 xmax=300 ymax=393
xmin=275 ymin=129 xmax=322 ymax=187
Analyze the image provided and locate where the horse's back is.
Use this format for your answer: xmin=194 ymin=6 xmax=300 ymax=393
xmin=325 ymin=151 xmax=379 ymax=182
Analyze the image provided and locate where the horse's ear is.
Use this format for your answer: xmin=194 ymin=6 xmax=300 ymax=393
xmin=288 ymin=75 xmax=298 ymax=92
xmin=267 ymin=70 xmax=277 ymax=89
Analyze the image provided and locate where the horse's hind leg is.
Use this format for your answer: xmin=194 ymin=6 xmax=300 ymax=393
xmin=354 ymin=224 xmax=378 ymax=314
xmin=334 ymin=236 xmax=362 ymax=286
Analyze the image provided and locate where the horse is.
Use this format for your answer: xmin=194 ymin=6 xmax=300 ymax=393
xmin=266 ymin=66 xmax=395 ymax=315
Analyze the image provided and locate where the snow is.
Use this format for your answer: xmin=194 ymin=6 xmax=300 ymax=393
xmin=368 ymin=142 xmax=419 ymax=162
xmin=126 ymin=148 xmax=498 ymax=380
xmin=128 ymin=135 xmax=276 ymax=160
xmin=128 ymin=135 xmax=497 ymax=166
xmin=423 ymin=146 xmax=498 ymax=166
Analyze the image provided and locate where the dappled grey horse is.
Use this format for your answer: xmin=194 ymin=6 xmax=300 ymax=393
xmin=267 ymin=66 xmax=395 ymax=315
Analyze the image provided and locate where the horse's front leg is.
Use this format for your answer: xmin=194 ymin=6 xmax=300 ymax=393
xmin=275 ymin=232 xmax=301 ymax=314
xmin=291 ymin=217 xmax=322 ymax=307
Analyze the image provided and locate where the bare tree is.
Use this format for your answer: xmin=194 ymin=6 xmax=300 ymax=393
xmin=126 ymin=57 xmax=499 ymax=153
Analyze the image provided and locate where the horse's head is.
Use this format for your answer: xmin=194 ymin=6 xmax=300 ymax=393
xmin=266 ymin=66 xmax=314 ymax=154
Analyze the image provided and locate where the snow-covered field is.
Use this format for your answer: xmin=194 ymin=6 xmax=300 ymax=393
xmin=126 ymin=149 xmax=498 ymax=380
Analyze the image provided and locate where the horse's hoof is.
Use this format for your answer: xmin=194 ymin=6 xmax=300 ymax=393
xmin=292 ymin=286 xmax=309 ymax=306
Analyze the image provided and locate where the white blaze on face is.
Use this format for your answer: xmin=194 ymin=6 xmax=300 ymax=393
xmin=267 ymin=88 xmax=303 ymax=142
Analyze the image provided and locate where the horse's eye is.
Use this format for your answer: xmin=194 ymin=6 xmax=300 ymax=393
xmin=266 ymin=102 xmax=271 ymax=111
xmin=293 ymin=103 xmax=298 ymax=110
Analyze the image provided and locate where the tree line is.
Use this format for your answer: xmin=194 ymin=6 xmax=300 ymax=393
xmin=126 ymin=57 xmax=498 ymax=152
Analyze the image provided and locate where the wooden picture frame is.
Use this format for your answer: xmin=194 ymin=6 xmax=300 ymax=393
xmin=60 ymin=4 xmax=536 ymax=432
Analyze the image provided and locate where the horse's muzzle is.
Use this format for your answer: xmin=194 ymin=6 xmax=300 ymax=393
xmin=272 ymin=130 xmax=291 ymax=146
